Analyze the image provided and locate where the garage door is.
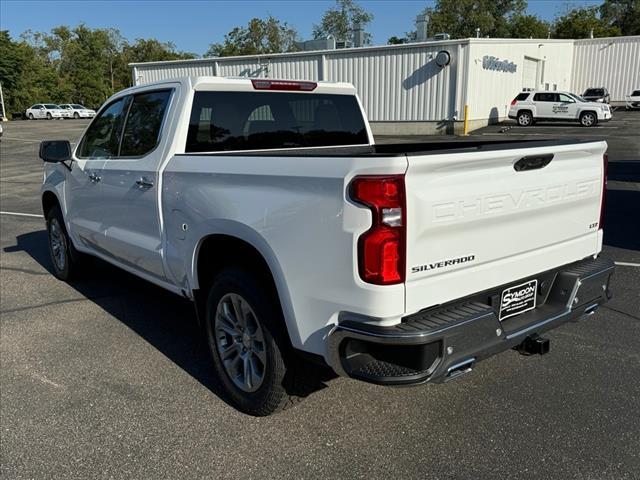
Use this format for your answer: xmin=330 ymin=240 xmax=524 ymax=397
xmin=522 ymin=58 xmax=538 ymax=90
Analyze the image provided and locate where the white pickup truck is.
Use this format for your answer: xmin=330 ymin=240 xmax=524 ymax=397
xmin=40 ymin=77 xmax=614 ymax=415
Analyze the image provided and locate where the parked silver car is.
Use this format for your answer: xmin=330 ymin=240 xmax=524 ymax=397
xmin=26 ymin=104 xmax=70 ymax=120
xmin=625 ymin=89 xmax=640 ymax=110
xmin=58 ymin=104 xmax=97 ymax=119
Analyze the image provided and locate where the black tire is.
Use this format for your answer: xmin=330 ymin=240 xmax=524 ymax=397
xmin=517 ymin=110 xmax=533 ymax=126
xmin=46 ymin=205 xmax=83 ymax=281
xmin=74 ymin=112 xmax=80 ymax=119
xmin=580 ymin=111 xmax=597 ymax=127
xmin=205 ymin=267 xmax=299 ymax=416
xmin=28 ymin=113 xmax=34 ymax=120
xmin=46 ymin=112 xmax=52 ymax=120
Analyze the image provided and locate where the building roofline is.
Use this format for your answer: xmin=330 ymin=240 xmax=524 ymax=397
xmin=128 ymin=35 xmax=639 ymax=69
xmin=129 ymin=38 xmax=472 ymax=68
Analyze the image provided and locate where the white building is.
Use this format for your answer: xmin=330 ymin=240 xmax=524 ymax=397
xmin=130 ymin=35 xmax=640 ymax=135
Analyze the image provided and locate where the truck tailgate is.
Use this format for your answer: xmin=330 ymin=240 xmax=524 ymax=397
xmin=404 ymin=141 xmax=606 ymax=314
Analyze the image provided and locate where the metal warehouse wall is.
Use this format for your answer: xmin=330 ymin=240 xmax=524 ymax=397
xmin=132 ymin=41 xmax=464 ymax=123
xmin=466 ymin=39 xmax=575 ymax=121
xmin=571 ymin=36 xmax=640 ymax=101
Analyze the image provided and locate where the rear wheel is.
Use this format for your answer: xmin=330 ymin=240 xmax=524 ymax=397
xmin=517 ymin=111 xmax=533 ymax=126
xmin=205 ymin=267 xmax=299 ymax=416
xmin=46 ymin=112 xmax=52 ymax=120
xmin=46 ymin=205 xmax=83 ymax=281
xmin=28 ymin=113 xmax=34 ymax=120
xmin=580 ymin=111 xmax=597 ymax=127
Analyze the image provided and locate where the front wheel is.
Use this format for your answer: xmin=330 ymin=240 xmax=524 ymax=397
xmin=74 ymin=112 xmax=80 ymax=119
xmin=580 ymin=111 xmax=597 ymax=127
xmin=205 ymin=267 xmax=299 ymax=416
xmin=517 ymin=111 xmax=533 ymax=126
xmin=46 ymin=206 xmax=83 ymax=280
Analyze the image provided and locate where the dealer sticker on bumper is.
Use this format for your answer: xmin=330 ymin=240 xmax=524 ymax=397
xmin=499 ymin=279 xmax=537 ymax=321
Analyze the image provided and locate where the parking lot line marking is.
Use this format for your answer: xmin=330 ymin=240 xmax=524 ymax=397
xmin=615 ymin=261 xmax=640 ymax=267
xmin=0 ymin=211 xmax=44 ymax=218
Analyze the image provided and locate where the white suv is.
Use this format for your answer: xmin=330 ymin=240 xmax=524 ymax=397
xmin=508 ymin=91 xmax=612 ymax=127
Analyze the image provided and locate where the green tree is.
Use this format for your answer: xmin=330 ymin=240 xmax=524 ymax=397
xmin=0 ymin=26 xmax=196 ymax=115
xmin=509 ymin=14 xmax=550 ymax=38
xmin=117 ymin=38 xmax=195 ymax=87
xmin=600 ymin=0 xmax=640 ymax=36
xmin=387 ymin=36 xmax=408 ymax=45
xmin=553 ymin=6 xmax=621 ymax=39
xmin=0 ymin=30 xmax=59 ymax=114
xmin=205 ymin=16 xmax=299 ymax=57
xmin=425 ymin=0 xmax=527 ymax=39
xmin=313 ymin=0 xmax=374 ymax=44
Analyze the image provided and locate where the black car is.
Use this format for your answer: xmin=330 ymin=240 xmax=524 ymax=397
xmin=582 ymin=87 xmax=610 ymax=104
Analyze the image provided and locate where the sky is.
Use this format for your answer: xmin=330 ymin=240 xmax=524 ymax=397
xmin=1 ymin=0 xmax=603 ymax=55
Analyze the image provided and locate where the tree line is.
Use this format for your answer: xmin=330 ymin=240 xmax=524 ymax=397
xmin=1 ymin=0 xmax=637 ymax=116
xmin=0 ymin=26 xmax=194 ymax=115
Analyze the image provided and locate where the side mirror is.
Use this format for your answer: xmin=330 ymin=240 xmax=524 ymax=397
xmin=40 ymin=140 xmax=71 ymax=163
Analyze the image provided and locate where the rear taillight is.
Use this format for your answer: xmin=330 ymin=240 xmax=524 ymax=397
xmin=251 ymin=79 xmax=317 ymax=91
xmin=510 ymin=99 xmax=517 ymax=106
xmin=350 ymin=175 xmax=406 ymax=285
xmin=599 ymin=153 xmax=608 ymax=229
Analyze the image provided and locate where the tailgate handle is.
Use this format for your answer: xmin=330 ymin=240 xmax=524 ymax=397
xmin=514 ymin=154 xmax=554 ymax=172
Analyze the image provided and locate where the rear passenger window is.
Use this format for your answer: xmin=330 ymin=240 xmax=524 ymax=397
xmin=516 ymin=93 xmax=530 ymax=101
xmin=185 ymin=91 xmax=369 ymax=152
xmin=534 ymin=93 xmax=557 ymax=102
xmin=78 ymin=98 xmax=128 ymax=159
xmin=120 ymin=90 xmax=172 ymax=157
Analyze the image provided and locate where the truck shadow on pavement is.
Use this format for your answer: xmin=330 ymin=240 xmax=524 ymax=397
xmin=4 ymin=230 xmax=336 ymax=410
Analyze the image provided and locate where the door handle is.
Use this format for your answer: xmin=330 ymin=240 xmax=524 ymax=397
xmin=88 ymin=173 xmax=101 ymax=183
xmin=514 ymin=154 xmax=554 ymax=172
xmin=135 ymin=177 xmax=154 ymax=189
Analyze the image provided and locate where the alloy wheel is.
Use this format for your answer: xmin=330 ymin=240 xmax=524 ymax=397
xmin=581 ymin=113 xmax=595 ymax=126
xmin=49 ymin=219 xmax=67 ymax=271
xmin=214 ymin=293 xmax=267 ymax=393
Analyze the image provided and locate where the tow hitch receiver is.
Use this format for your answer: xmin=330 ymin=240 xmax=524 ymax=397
xmin=515 ymin=334 xmax=550 ymax=356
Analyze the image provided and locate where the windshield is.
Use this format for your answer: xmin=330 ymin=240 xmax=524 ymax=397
xmin=44 ymin=104 xmax=59 ymax=109
xmin=71 ymin=104 xmax=85 ymax=109
xmin=632 ymin=90 xmax=640 ymax=97
xmin=584 ymin=89 xmax=604 ymax=96
xmin=59 ymin=105 xmax=71 ymax=109
xmin=569 ymin=93 xmax=586 ymax=102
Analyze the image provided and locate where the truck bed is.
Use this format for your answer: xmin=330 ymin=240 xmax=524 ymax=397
xmin=177 ymin=138 xmax=600 ymax=157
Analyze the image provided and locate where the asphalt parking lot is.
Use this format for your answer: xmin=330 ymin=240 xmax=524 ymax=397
xmin=1 ymin=116 xmax=639 ymax=479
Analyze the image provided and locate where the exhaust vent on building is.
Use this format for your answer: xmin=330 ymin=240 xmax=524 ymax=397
xmin=416 ymin=14 xmax=428 ymax=42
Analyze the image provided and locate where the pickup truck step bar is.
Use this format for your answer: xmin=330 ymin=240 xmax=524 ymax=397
xmin=329 ymin=257 xmax=615 ymax=385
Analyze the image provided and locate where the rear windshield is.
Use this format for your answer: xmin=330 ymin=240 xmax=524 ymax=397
xmin=186 ymin=91 xmax=369 ymax=153
xmin=584 ymin=89 xmax=604 ymax=96
xmin=44 ymin=104 xmax=59 ymax=109
xmin=632 ymin=90 xmax=640 ymax=96
xmin=71 ymin=104 xmax=85 ymax=109
xmin=515 ymin=93 xmax=530 ymax=101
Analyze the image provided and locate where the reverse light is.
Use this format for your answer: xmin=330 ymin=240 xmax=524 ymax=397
xmin=251 ymin=79 xmax=317 ymax=91
xmin=599 ymin=153 xmax=608 ymax=229
xmin=350 ymin=175 xmax=406 ymax=285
